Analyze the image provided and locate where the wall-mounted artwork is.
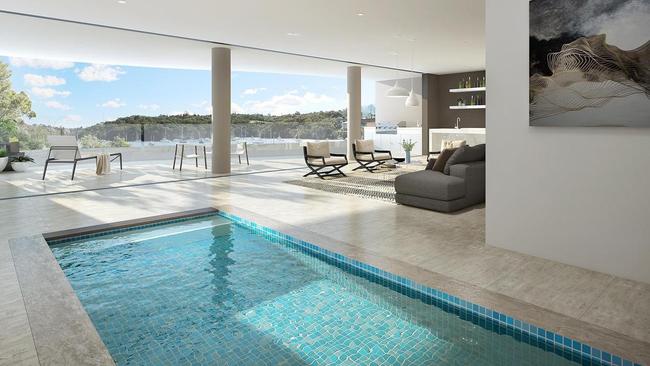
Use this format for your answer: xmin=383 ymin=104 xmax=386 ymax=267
xmin=529 ymin=0 xmax=650 ymax=127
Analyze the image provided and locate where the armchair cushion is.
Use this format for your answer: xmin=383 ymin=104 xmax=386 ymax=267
xmin=306 ymin=141 xmax=330 ymax=158
xmin=308 ymin=157 xmax=347 ymax=166
xmin=356 ymin=152 xmax=391 ymax=161
xmin=355 ymin=139 xmax=374 ymax=153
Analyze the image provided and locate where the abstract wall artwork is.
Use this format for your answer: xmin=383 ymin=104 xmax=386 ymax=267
xmin=529 ymin=0 xmax=650 ymax=127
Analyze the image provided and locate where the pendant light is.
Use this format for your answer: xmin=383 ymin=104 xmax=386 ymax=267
xmin=405 ymin=88 xmax=419 ymax=106
xmin=405 ymin=39 xmax=419 ymax=107
xmin=386 ymin=52 xmax=409 ymax=97
xmin=386 ymin=80 xmax=409 ymax=97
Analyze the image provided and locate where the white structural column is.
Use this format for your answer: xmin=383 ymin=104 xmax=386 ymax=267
xmin=347 ymin=66 xmax=362 ymax=159
xmin=211 ymin=47 xmax=231 ymax=174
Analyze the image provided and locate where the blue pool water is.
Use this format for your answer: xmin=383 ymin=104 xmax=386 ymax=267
xmin=51 ymin=214 xmax=609 ymax=366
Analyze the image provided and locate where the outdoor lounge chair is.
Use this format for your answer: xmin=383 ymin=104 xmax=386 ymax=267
xmin=352 ymin=139 xmax=393 ymax=172
xmin=173 ymin=144 xmax=208 ymax=171
xmin=232 ymin=142 xmax=249 ymax=165
xmin=303 ymin=141 xmax=347 ymax=179
xmin=42 ymin=135 xmax=122 ymax=180
xmin=187 ymin=142 xmax=250 ymax=171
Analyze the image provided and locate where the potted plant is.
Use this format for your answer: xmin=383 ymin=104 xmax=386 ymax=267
xmin=10 ymin=155 xmax=34 ymax=173
xmin=0 ymin=148 xmax=8 ymax=172
xmin=401 ymin=139 xmax=416 ymax=164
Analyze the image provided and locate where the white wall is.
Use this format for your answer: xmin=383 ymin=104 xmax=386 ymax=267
xmin=375 ymin=77 xmax=422 ymax=127
xmin=486 ymin=0 xmax=650 ymax=283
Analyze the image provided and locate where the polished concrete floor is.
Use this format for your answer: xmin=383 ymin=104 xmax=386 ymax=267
xmin=1 ymin=159 xmax=649 ymax=365
xmin=0 ymin=157 xmax=304 ymax=199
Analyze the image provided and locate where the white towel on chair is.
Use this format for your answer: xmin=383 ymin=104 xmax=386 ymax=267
xmin=96 ymin=154 xmax=111 ymax=175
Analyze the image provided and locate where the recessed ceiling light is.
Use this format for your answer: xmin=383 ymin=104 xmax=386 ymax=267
xmin=117 ymin=0 xmax=127 ymax=3
xmin=356 ymin=12 xmax=365 ymax=16
xmin=287 ymin=32 xmax=300 ymax=37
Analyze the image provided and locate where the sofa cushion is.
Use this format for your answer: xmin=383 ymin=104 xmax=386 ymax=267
xmin=444 ymin=144 xmax=486 ymax=174
xmin=306 ymin=141 xmax=330 ymax=158
xmin=394 ymin=170 xmax=466 ymax=201
xmin=355 ymin=139 xmax=374 ymax=153
xmin=432 ymin=148 xmax=457 ymax=172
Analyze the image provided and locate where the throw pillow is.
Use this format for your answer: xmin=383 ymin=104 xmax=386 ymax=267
xmin=426 ymin=158 xmax=436 ymax=170
xmin=432 ymin=148 xmax=457 ymax=172
xmin=306 ymin=141 xmax=330 ymax=158
xmin=443 ymin=144 xmax=486 ymax=174
xmin=440 ymin=139 xmax=466 ymax=152
xmin=355 ymin=139 xmax=375 ymax=153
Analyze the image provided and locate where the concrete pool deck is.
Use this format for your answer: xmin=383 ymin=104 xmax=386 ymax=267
xmin=1 ymin=165 xmax=649 ymax=365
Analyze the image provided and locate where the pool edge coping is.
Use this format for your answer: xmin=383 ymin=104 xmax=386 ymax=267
xmin=26 ymin=207 xmax=650 ymax=366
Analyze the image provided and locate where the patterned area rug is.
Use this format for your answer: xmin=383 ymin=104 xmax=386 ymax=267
xmin=285 ymin=168 xmax=409 ymax=203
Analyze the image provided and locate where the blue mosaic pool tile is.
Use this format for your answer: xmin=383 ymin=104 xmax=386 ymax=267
xmin=47 ymin=210 xmax=640 ymax=366
xmin=573 ymin=340 xmax=582 ymax=352
xmin=603 ymin=352 xmax=612 ymax=363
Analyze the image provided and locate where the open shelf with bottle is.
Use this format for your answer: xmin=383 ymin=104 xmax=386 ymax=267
xmin=449 ymin=87 xmax=486 ymax=93
xmin=449 ymin=105 xmax=486 ymax=110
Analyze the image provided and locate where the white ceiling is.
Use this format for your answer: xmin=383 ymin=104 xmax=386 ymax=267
xmin=0 ymin=0 xmax=485 ymax=78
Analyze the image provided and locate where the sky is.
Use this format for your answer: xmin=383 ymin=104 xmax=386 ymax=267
xmin=2 ymin=55 xmax=376 ymax=128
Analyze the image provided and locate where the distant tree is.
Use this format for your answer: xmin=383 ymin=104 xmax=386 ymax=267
xmin=0 ymin=61 xmax=36 ymax=142
xmin=79 ymin=134 xmax=109 ymax=148
xmin=111 ymin=136 xmax=130 ymax=148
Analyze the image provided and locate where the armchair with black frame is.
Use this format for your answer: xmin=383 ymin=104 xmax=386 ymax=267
xmin=302 ymin=141 xmax=348 ymax=179
xmin=352 ymin=139 xmax=393 ymax=173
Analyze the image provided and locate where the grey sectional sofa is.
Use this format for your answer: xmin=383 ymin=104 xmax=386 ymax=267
xmin=394 ymin=146 xmax=485 ymax=212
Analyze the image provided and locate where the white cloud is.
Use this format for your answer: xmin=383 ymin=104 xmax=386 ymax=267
xmin=100 ymin=98 xmax=126 ymax=108
xmin=193 ymin=100 xmax=244 ymax=114
xmin=24 ymin=74 xmax=66 ymax=87
xmin=77 ymin=64 xmax=125 ymax=82
xmin=30 ymin=87 xmax=71 ymax=98
xmin=9 ymin=57 xmax=74 ymax=70
xmin=244 ymin=91 xmax=340 ymax=115
xmin=192 ymin=100 xmax=212 ymax=114
xmin=138 ymin=103 xmax=160 ymax=111
xmin=242 ymin=87 xmax=266 ymax=95
xmin=45 ymin=101 xmax=71 ymax=110
xmin=231 ymin=103 xmax=245 ymax=114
